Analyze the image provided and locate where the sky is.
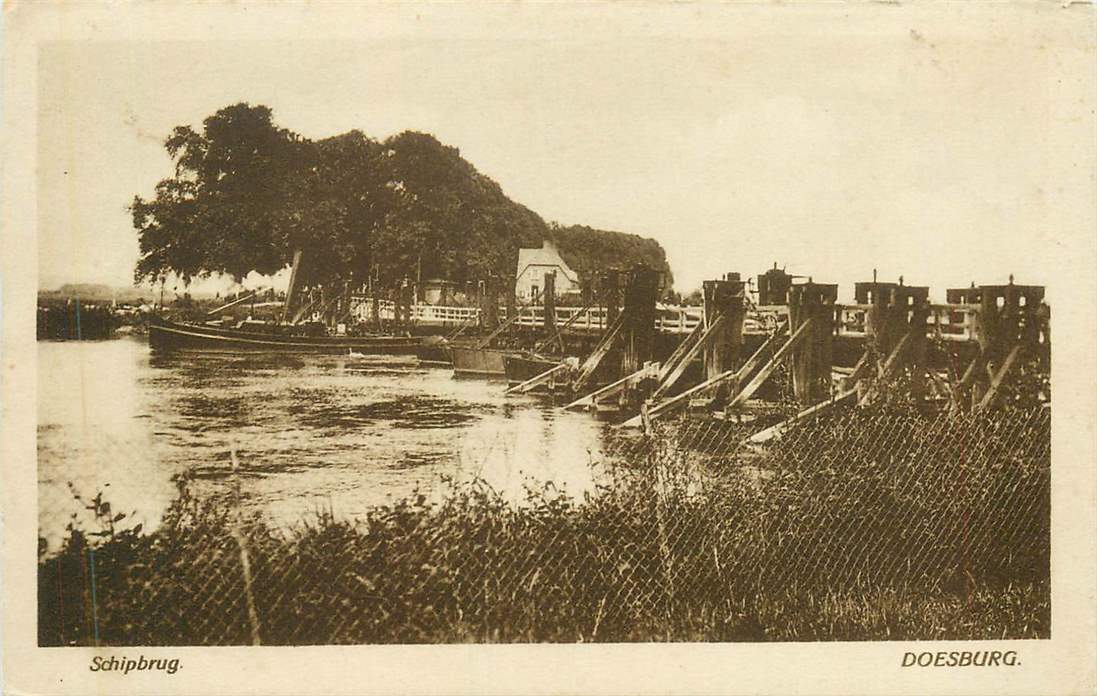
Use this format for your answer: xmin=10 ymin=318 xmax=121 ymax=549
xmin=34 ymin=3 xmax=1095 ymax=301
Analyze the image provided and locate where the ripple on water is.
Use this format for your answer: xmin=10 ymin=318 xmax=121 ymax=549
xmin=289 ymin=395 xmax=479 ymax=430
xmin=39 ymin=338 xmax=608 ymax=550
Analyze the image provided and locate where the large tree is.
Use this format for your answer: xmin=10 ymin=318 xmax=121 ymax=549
xmin=133 ymin=103 xmax=307 ymax=283
xmin=132 ymin=103 xmax=671 ymax=295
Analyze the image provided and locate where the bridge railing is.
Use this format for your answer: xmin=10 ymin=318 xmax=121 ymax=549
xmin=348 ymin=297 xmax=979 ymax=340
xmin=836 ymin=304 xmax=977 ymax=342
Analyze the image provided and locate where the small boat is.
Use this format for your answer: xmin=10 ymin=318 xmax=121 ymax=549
xmin=148 ymin=316 xmax=433 ymax=355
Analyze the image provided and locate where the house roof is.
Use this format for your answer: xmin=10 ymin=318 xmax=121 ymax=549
xmin=516 ymin=240 xmax=579 ymax=284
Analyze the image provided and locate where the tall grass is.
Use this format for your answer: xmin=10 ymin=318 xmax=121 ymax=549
xmin=38 ymin=406 xmax=1050 ymax=645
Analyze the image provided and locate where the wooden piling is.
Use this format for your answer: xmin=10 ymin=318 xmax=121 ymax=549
xmin=965 ymin=281 xmax=1045 ymax=411
xmin=603 ymin=269 xmax=621 ymax=330
xmin=478 ymin=278 xmax=499 ymax=332
xmin=855 ymin=280 xmax=929 ymax=403
xmin=701 ymin=273 xmax=746 ymax=401
xmin=788 ymin=282 xmax=837 ymax=405
xmin=543 ymin=271 xmax=557 ymax=341
xmin=620 ymin=264 xmax=660 ymax=377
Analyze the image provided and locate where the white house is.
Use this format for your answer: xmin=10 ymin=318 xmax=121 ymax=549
xmin=515 ymin=239 xmax=580 ymax=301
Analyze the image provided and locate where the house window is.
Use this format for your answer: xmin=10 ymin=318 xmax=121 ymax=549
xmin=531 ymin=285 xmax=539 ymax=300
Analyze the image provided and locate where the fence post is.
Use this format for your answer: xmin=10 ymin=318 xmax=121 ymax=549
xmin=229 ymin=445 xmax=262 ymax=646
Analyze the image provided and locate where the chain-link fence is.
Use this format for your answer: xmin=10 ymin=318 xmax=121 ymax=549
xmin=38 ymin=404 xmax=1050 ymax=645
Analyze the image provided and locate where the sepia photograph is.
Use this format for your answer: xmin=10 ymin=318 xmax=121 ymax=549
xmin=4 ymin=1 xmax=1096 ymax=694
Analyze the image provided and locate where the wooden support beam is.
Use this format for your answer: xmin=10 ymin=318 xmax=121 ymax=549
xmin=843 ymin=350 xmax=872 ymax=391
xmin=565 ymin=362 xmax=660 ymax=411
xmin=650 ymin=314 xmax=726 ymax=401
xmin=474 ymin=287 xmax=541 ymax=349
xmin=620 ymin=318 xmax=800 ymax=428
xmin=618 ymin=364 xmax=737 ymax=426
xmin=534 ymin=294 xmax=600 ymax=353
xmin=731 ymin=318 xmax=791 ymax=388
xmin=725 ymin=318 xmax=814 ymax=411
xmin=975 ymin=343 xmax=1023 ymax=412
xmin=655 ymin=317 xmax=706 ymax=384
xmin=748 ymin=388 xmax=858 ymax=444
xmin=506 ymin=362 xmax=572 ymax=395
xmin=927 ymin=369 xmax=954 ymax=402
xmin=950 ymin=352 xmax=985 ymax=413
xmin=573 ymin=313 xmax=626 ymax=388
xmin=857 ymin=331 xmax=910 ymax=405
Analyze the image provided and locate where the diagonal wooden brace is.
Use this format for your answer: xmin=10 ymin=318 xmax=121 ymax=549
xmin=975 ymin=343 xmax=1023 ymax=412
xmin=724 ymin=318 xmax=814 ymax=411
xmin=650 ymin=314 xmax=727 ymax=401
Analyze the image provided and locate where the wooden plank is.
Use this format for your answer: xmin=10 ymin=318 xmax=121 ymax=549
xmin=846 ymin=349 xmax=872 ymax=385
xmin=619 ymin=366 xmax=737 ymax=426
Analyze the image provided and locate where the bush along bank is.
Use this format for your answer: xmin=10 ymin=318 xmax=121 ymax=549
xmin=38 ymin=405 xmax=1050 ymax=645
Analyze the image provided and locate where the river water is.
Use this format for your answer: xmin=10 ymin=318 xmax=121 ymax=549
xmin=38 ymin=337 xmax=617 ymax=550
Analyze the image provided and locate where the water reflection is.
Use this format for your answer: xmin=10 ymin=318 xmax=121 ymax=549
xmin=38 ymin=338 xmax=610 ymax=550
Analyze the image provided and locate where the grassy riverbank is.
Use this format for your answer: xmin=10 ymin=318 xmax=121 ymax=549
xmin=39 ymin=406 xmax=1050 ymax=645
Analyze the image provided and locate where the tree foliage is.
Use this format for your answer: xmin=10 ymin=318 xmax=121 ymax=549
xmin=133 ymin=103 xmax=670 ymax=293
xmin=548 ymin=224 xmax=673 ymax=290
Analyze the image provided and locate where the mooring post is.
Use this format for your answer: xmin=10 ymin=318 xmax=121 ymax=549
xmin=701 ymin=273 xmax=746 ymax=402
xmin=477 ymin=279 xmax=499 ymax=332
xmin=968 ymin=281 xmax=1045 ymax=410
xmin=898 ymin=285 xmax=931 ymax=402
xmin=505 ymin=277 xmax=518 ymax=328
xmin=397 ymin=279 xmax=414 ymax=332
xmin=788 ymin=282 xmax=837 ymax=405
xmin=619 ymin=264 xmax=660 ymax=405
xmin=543 ymin=271 xmax=557 ymax=341
xmin=855 ymin=279 xmax=929 ymax=403
xmin=484 ymin=275 xmax=499 ymax=331
xmin=603 ymin=269 xmax=621 ymax=330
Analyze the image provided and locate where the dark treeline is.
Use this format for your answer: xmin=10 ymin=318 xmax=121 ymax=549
xmin=132 ymin=104 xmax=672 ymax=294
xmin=37 ymin=300 xmax=119 ymax=340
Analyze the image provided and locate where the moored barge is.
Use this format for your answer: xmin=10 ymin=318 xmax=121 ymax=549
xmin=148 ymin=316 xmax=430 ymax=354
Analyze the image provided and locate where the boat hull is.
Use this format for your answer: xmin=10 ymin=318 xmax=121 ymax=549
xmin=148 ymin=317 xmax=426 ymax=354
xmin=449 ymin=346 xmax=509 ymax=377
xmin=416 ymin=342 xmax=453 ymax=367
xmin=503 ymin=353 xmax=564 ymax=386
